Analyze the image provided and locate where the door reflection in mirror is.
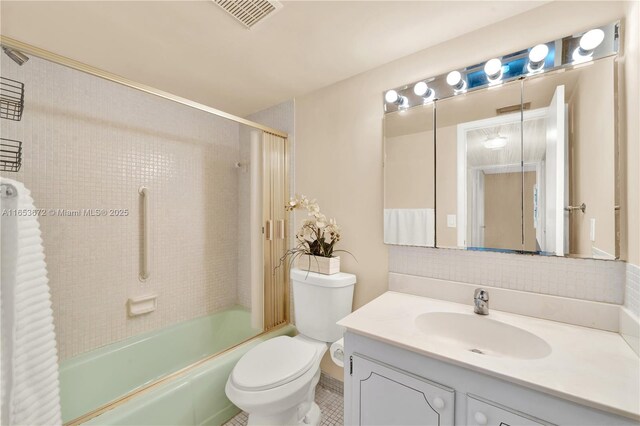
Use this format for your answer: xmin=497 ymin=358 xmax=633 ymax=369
xmin=523 ymin=57 xmax=616 ymax=259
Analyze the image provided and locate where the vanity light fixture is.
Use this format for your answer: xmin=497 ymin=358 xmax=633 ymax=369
xmin=413 ymin=81 xmax=435 ymax=102
xmin=483 ymin=135 xmax=507 ymax=150
xmin=385 ymin=90 xmax=409 ymax=109
xmin=527 ymin=44 xmax=549 ymax=73
xmin=446 ymin=71 xmax=467 ymax=92
xmin=573 ymin=28 xmax=605 ymax=63
xmin=484 ymin=58 xmax=503 ymax=83
xmin=382 ymin=21 xmax=618 ymax=114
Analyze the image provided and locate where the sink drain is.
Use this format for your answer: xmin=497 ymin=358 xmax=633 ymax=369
xmin=469 ymin=348 xmax=485 ymax=355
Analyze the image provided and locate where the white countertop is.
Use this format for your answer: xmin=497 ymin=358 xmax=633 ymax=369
xmin=338 ymin=291 xmax=640 ymax=421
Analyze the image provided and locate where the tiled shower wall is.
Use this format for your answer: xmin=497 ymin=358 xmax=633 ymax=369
xmin=626 ymin=263 xmax=640 ymax=317
xmin=389 ymin=246 xmax=626 ymax=304
xmin=0 ymin=57 xmax=245 ymax=360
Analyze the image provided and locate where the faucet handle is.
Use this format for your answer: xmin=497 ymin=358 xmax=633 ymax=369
xmin=474 ymin=288 xmax=489 ymax=301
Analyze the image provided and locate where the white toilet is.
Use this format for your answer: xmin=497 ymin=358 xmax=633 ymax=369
xmin=225 ymin=268 xmax=356 ymax=425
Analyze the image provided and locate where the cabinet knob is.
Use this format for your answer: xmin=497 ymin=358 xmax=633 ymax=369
xmin=432 ymin=397 xmax=445 ymax=409
xmin=474 ymin=411 xmax=488 ymax=425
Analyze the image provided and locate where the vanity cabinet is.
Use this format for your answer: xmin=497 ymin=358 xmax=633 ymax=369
xmin=351 ymin=354 xmax=454 ymax=425
xmin=344 ymin=332 xmax=637 ymax=426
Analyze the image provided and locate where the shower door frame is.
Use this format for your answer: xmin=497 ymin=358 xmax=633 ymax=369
xmin=0 ymin=35 xmax=292 ymax=425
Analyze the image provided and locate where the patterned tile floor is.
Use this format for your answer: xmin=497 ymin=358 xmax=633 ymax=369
xmin=223 ymin=384 xmax=344 ymax=426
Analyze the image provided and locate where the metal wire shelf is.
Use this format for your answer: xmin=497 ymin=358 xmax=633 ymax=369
xmin=1 ymin=77 xmax=25 ymax=121
xmin=0 ymin=138 xmax=22 ymax=172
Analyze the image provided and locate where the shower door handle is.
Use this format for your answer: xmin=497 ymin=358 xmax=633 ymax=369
xmin=265 ymin=220 xmax=273 ymax=240
xmin=276 ymin=220 xmax=285 ymax=240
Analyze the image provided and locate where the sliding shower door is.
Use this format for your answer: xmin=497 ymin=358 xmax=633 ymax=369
xmin=0 ymin=49 xmax=291 ymax=424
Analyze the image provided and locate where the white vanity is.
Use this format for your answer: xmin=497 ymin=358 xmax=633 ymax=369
xmin=338 ymin=282 xmax=640 ymax=426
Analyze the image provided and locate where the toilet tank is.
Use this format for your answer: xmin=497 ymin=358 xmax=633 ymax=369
xmin=291 ymin=268 xmax=356 ymax=343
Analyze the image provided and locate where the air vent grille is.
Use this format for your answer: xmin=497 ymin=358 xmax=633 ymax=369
xmin=213 ymin=0 xmax=282 ymax=29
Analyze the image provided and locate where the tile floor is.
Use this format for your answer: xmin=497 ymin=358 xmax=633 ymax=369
xmin=224 ymin=383 xmax=344 ymax=426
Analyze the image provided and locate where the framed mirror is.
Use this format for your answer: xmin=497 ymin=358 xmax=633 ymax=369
xmin=383 ymin=104 xmax=435 ymax=247
xmin=435 ymin=80 xmax=525 ymax=251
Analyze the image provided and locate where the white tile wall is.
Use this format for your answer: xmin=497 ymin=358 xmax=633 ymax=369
xmin=0 ymin=57 xmax=250 ymax=360
xmin=625 ymin=263 xmax=640 ymax=317
xmin=389 ymin=246 xmax=625 ymax=304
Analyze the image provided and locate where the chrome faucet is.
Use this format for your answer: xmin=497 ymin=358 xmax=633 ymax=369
xmin=474 ymin=289 xmax=489 ymax=315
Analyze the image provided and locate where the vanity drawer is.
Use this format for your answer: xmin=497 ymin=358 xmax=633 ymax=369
xmin=466 ymin=394 xmax=554 ymax=426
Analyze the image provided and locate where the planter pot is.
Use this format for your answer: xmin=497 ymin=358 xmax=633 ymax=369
xmin=297 ymin=254 xmax=340 ymax=275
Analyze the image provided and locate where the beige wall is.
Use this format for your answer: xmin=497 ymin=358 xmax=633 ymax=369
xmin=296 ymin=1 xmax=635 ymax=380
xmin=568 ymin=59 xmax=617 ymax=257
xmin=436 ymin=125 xmax=458 ymax=248
xmin=384 ymin=131 xmax=434 ymax=209
xmin=621 ymin=0 xmax=640 ymax=266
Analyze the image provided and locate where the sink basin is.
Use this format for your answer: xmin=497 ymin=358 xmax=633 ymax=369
xmin=414 ymin=312 xmax=551 ymax=360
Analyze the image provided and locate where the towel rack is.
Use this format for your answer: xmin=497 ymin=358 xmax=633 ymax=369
xmin=0 ymin=138 xmax=22 ymax=172
xmin=0 ymin=76 xmax=25 ymax=121
xmin=139 ymin=186 xmax=150 ymax=281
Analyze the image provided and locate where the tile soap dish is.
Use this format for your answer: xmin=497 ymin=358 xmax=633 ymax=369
xmin=128 ymin=294 xmax=157 ymax=316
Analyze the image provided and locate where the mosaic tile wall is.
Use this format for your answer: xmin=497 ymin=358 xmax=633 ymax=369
xmin=626 ymin=263 xmax=640 ymax=317
xmin=0 ymin=56 xmax=249 ymax=360
xmin=389 ymin=246 xmax=625 ymax=304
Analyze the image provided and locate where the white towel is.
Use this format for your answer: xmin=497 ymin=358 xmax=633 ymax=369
xmin=384 ymin=208 xmax=435 ymax=246
xmin=1 ymin=178 xmax=62 ymax=426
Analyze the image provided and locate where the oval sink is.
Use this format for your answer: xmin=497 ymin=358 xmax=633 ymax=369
xmin=414 ymin=312 xmax=551 ymax=360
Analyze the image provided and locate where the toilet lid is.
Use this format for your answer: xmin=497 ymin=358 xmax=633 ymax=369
xmin=230 ymin=336 xmax=317 ymax=391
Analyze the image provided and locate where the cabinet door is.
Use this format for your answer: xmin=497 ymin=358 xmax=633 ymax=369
xmin=351 ymin=354 xmax=454 ymax=426
xmin=467 ymin=394 xmax=554 ymax=426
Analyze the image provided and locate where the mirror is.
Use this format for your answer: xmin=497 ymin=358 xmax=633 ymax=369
xmin=383 ymin=104 xmax=435 ymax=247
xmin=381 ymin=21 xmax=620 ymax=259
xmin=435 ymin=80 xmax=525 ymax=251
xmin=522 ymin=57 xmax=617 ymax=258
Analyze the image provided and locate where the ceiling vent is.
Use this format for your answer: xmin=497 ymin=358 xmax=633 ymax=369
xmin=213 ymin=0 xmax=283 ymax=29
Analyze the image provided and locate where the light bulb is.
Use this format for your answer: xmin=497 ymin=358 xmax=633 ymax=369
xmin=484 ymin=58 xmax=503 ymax=81
xmin=446 ymin=71 xmax=461 ymax=86
xmin=579 ymin=29 xmax=605 ymax=52
xmin=385 ymin=90 xmax=399 ymax=104
xmin=446 ymin=71 xmax=466 ymax=92
xmin=413 ymin=81 xmax=428 ymax=96
xmin=527 ymin=44 xmax=549 ymax=73
xmin=413 ymin=81 xmax=434 ymax=101
xmin=573 ymin=28 xmax=605 ymax=63
xmin=529 ymin=44 xmax=549 ymax=64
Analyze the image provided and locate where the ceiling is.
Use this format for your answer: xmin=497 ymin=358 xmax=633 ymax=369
xmin=0 ymin=1 xmax=547 ymax=116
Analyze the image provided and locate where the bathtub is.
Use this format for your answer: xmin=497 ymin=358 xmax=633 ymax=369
xmin=59 ymin=306 xmax=295 ymax=425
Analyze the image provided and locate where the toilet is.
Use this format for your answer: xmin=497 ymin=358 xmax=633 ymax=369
xmin=225 ymin=268 xmax=356 ymax=425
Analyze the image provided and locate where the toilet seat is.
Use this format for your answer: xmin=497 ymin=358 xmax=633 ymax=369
xmin=230 ymin=336 xmax=317 ymax=391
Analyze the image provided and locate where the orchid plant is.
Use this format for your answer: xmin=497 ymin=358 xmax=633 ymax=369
xmin=278 ymin=194 xmax=352 ymax=270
